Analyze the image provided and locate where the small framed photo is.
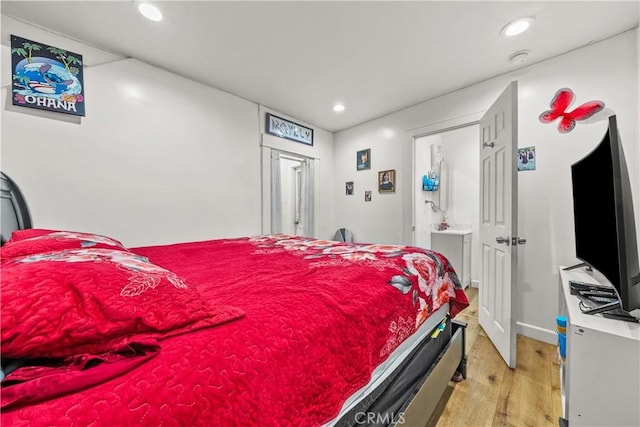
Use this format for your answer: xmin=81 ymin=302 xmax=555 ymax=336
xmin=345 ymin=181 xmax=354 ymax=195
xmin=365 ymin=191 xmax=372 ymax=202
xmin=357 ymin=149 xmax=371 ymax=170
xmin=517 ymin=146 xmax=536 ymax=171
xmin=378 ymin=169 xmax=396 ymax=193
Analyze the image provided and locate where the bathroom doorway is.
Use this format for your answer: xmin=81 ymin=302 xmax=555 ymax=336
xmin=413 ymin=124 xmax=480 ymax=287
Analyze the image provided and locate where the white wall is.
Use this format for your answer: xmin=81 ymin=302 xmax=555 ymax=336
xmin=333 ymin=125 xmax=401 ymax=243
xmin=1 ymin=21 xmax=335 ymax=247
xmin=335 ymin=29 xmax=639 ymax=342
xmin=2 ymin=53 xmax=262 ymax=247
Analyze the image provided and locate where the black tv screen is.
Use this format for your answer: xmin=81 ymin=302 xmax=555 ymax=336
xmin=571 ymin=115 xmax=640 ymax=312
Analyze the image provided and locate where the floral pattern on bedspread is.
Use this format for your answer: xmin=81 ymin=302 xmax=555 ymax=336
xmin=16 ymin=248 xmax=188 ymax=296
xmin=248 ymin=234 xmax=468 ymax=334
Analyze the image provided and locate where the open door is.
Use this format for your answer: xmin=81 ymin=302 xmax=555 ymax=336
xmin=270 ymin=150 xmax=315 ymax=237
xmin=479 ymin=81 xmax=523 ymax=368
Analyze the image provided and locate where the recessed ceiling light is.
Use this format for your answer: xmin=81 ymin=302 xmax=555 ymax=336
xmin=333 ymin=103 xmax=345 ymax=112
xmin=138 ymin=3 xmax=163 ymax=22
xmin=509 ymin=50 xmax=530 ymax=64
xmin=500 ymin=17 xmax=534 ymax=37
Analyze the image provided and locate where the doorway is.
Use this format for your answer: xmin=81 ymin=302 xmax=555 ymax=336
xmin=413 ymin=124 xmax=480 ymax=287
xmin=404 ymin=83 xmax=520 ymax=368
xmin=270 ymin=150 xmax=315 ymax=236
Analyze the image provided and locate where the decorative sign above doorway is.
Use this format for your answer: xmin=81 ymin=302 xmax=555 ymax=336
xmin=11 ymin=35 xmax=85 ymax=116
xmin=265 ymin=113 xmax=314 ymax=146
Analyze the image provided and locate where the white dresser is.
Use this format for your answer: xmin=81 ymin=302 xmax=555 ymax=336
xmin=431 ymin=229 xmax=471 ymax=288
xmin=558 ymin=266 xmax=640 ymax=427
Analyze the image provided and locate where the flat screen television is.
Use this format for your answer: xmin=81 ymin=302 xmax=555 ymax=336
xmin=570 ymin=115 xmax=640 ymax=314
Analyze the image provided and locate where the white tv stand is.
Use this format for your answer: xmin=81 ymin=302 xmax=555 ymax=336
xmin=558 ymin=267 xmax=640 ymax=426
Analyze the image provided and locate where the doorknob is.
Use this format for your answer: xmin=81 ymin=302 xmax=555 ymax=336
xmin=496 ymin=236 xmax=510 ymax=245
xmin=512 ymin=237 xmax=527 ymax=245
xmin=483 ymin=142 xmax=495 ymax=149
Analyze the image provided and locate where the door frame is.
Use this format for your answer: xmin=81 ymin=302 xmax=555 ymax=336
xmin=402 ymin=111 xmax=484 ymax=246
xmin=260 ymin=106 xmax=321 ymax=237
xmin=260 ymin=145 xmax=320 ymax=236
xmin=403 ymin=101 xmax=520 ymax=368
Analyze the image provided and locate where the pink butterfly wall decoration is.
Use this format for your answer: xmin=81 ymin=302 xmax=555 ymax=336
xmin=539 ymin=88 xmax=604 ymax=133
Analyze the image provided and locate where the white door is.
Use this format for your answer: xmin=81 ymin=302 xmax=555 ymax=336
xmin=479 ymin=81 xmax=520 ymax=368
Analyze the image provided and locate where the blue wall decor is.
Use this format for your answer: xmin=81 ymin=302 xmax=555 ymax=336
xmin=422 ymin=173 xmax=439 ymax=191
xmin=11 ymin=34 xmax=85 ymax=116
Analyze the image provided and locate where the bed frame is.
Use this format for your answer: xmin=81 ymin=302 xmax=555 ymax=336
xmin=395 ymin=319 xmax=466 ymax=427
xmin=0 ymin=172 xmax=32 ymax=245
xmin=0 ymin=171 xmax=467 ymax=427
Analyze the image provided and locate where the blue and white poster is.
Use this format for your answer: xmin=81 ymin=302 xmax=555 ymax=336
xmin=11 ymin=35 xmax=85 ymax=116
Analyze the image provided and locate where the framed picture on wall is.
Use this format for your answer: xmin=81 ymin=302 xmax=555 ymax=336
xmin=345 ymin=181 xmax=354 ymax=195
xmin=265 ymin=113 xmax=314 ymax=146
xmin=364 ymin=191 xmax=372 ymax=202
xmin=378 ymin=169 xmax=396 ymax=193
xmin=357 ymin=149 xmax=371 ymax=170
xmin=10 ymin=34 xmax=85 ymax=116
xmin=517 ymin=146 xmax=536 ymax=171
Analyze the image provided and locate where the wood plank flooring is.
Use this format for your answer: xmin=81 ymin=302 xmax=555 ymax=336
xmin=425 ymin=287 xmax=562 ymax=427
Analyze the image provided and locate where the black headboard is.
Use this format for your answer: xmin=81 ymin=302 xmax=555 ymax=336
xmin=1 ymin=172 xmax=32 ymax=245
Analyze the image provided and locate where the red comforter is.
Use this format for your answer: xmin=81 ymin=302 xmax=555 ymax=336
xmin=2 ymin=235 xmax=468 ymax=426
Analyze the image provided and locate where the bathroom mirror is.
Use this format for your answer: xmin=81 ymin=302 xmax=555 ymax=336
xmin=438 ymin=159 xmax=448 ymax=211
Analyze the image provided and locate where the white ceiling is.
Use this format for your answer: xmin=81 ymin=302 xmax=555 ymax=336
xmin=1 ymin=1 xmax=638 ymax=132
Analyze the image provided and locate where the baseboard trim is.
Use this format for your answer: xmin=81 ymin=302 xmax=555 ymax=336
xmin=470 ymin=280 xmax=479 ymax=288
xmin=517 ymin=321 xmax=556 ymax=345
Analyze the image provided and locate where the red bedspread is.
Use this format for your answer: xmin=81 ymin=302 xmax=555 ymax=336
xmin=2 ymin=235 xmax=468 ymax=426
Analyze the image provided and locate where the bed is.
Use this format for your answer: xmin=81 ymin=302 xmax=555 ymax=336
xmin=0 ymin=173 xmax=469 ymax=427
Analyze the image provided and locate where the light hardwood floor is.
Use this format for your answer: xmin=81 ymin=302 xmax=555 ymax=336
xmin=426 ymin=287 xmax=562 ymax=427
